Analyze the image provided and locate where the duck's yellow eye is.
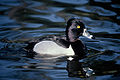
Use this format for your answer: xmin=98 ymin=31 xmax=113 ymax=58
xmin=77 ymin=25 xmax=80 ymax=28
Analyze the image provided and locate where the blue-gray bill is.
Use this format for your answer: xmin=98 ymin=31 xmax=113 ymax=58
xmin=82 ymin=29 xmax=94 ymax=39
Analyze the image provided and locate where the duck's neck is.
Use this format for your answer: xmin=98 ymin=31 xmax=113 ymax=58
xmin=70 ymin=40 xmax=87 ymax=59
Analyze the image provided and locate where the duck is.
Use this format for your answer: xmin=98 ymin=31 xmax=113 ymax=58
xmin=24 ymin=17 xmax=93 ymax=59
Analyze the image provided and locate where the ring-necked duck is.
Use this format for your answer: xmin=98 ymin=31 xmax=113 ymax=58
xmin=25 ymin=17 xmax=93 ymax=59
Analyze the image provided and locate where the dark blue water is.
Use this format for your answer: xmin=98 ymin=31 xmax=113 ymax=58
xmin=0 ymin=0 xmax=120 ymax=80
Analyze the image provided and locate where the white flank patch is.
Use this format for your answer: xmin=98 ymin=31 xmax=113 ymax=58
xmin=33 ymin=41 xmax=74 ymax=56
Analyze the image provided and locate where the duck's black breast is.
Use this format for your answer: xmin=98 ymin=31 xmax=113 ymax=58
xmin=70 ymin=40 xmax=87 ymax=59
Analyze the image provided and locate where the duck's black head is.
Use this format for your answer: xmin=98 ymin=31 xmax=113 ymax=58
xmin=65 ymin=17 xmax=89 ymax=59
xmin=66 ymin=17 xmax=86 ymax=42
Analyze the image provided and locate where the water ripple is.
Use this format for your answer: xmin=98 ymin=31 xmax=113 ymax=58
xmin=76 ymin=6 xmax=116 ymax=16
xmin=0 ymin=0 xmax=120 ymax=80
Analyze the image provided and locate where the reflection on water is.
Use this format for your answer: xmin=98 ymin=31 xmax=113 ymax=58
xmin=66 ymin=57 xmax=95 ymax=78
xmin=0 ymin=0 xmax=120 ymax=80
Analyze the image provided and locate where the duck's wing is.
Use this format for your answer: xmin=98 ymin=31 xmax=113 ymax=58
xmin=55 ymin=38 xmax=70 ymax=48
xmin=40 ymin=35 xmax=70 ymax=48
xmin=41 ymin=35 xmax=70 ymax=48
xmin=24 ymin=35 xmax=70 ymax=52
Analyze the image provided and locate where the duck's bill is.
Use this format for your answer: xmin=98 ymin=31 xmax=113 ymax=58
xmin=82 ymin=29 xmax=93 ymax=39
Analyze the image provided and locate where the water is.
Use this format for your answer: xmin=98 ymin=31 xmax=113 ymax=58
xmin=0 ymin=0 xmax=120 ymax=80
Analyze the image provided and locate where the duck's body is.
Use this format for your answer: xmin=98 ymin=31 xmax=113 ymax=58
xmin=25 ymin=17 xmax=93 ymax=59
